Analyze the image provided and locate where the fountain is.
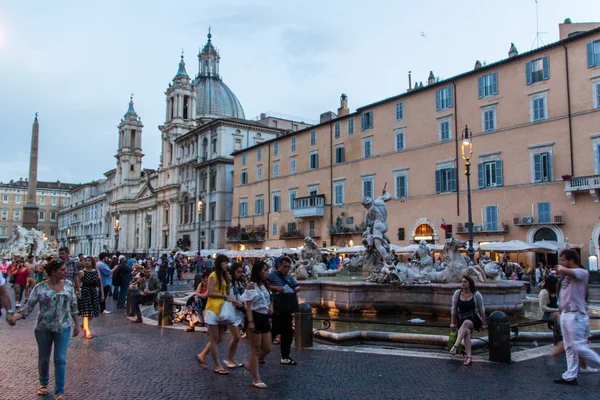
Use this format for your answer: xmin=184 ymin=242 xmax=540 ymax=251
xmin=1 ymin=225 xmax=58 ymax=258
xmin=296 ymin=186 xmax=527 ymax=316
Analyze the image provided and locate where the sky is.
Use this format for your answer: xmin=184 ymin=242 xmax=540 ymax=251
xmin=0 ymin=0 xmax=599 ymax=184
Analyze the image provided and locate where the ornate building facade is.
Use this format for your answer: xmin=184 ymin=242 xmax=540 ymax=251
xmin=58 ymin=32 xmax=309 ymax=257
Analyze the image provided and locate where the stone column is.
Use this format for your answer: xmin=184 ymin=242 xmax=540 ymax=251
xmin=23 ymin=114 xmax=40 ymax=229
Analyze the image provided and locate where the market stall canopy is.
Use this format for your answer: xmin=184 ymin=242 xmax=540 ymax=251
xmin=334 ymin=245 xmax=366 ymax=254
xmin=479 ymin=240 xmax=535 ymax=252
xmin=394 ymin=243 xmax=445 ymax=253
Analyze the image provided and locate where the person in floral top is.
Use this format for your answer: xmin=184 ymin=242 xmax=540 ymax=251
xmin=8 ymin=259 xmax=80 ymax=400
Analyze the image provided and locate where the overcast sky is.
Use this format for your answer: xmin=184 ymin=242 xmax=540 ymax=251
xmin=1 ymin=0 xmax=598 ymax=184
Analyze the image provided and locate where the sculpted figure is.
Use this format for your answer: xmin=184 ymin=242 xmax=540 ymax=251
xmin=293 ymin=237 xmax=340 ymax=280
xmin=412 ymin=240 xmax=434 ymax=273
xmin=362 ymin=188 xmax=393 ymax=281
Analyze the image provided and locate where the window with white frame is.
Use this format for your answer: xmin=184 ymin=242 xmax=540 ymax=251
xmin=288 ymin=189 xmax=297 ymax=211
xmin=363 ymin=137 xmax=372 ymax=158
xmin=256 ymin=166 xmax=262 ymax=181
xmin=240 ymin=171 xmax=248 ymax=185
xmin=435 ymin=166 xmax=457 ymax=193
xmin=531 ymin=150 xmax=553 ymax=182
xmin=14 ymin=209 xmax=21 ymax=220
xmin=0 ymin=209 xmax=7 ymax=220
xmin=257 ymin=147 xmax=262 ymax=161
xmin=242 ymin=153 xmax=246 ymax=166
xmin=478 ymin=160 xmax=503 ymax=188
xmin=273 ymin=142 xmax=279 ymax=156
xmin=273 ymin=162 xmax=279 ymax=178
xmin=272 ymin=223 xmax=278 ymax=237
xmin=239 ymin=199 xmax=248 ymax=217
xmin=478 ymin=72 xmax=499 ymax=98
xmin=39 ymin=211 xmax=45 ymax=220
xmin=310 ymin=130 xmax=316 ymax=146
xmin=526 ymin=56 xmax=550 ymax=84
xmin=530 ymin=92 xmax=548 ymax=122
xmin=333 ymin=181 xmax=345 ymax=205
xmin=291 ymin=137 xmax=296 ymax=152
xmin=588 ymin=40 xmax=600 ymax=67
xmin=485 ymin=205 xmax=499 ymax=231
xmin=334 ymin=122 xmax=341 ymax=139
xmin=15 ymin=195 xmax=21 ymax=204
xmin=335 ymin=145 xmax=345 ymax=164
xmin=396 ymin=102 xmax=404 ymax=121
xmin=362 ymin=176 xmax=374 ymax=199
xmin=308 ymin=185 xmax=318 ymax=196
xmin=2 ymin=194 xmax=7 ymax=203
xmin=482 ymin=106 xmax=496 ymax=132
xmin=436 ymin=86 xmax=453 ymax=111
xmin=254 ymin=198 xmax=264 ymax=215
xmin=537 ymin=202 xmax=551 ymax=223
xmin=272 ymin=192 xmax=281 ymax=212
xmin=51 ymin=197 xmax=57 ymax=206
xmin=394 ymin=171 xmax=408 ymax=198
xmin=309 ymin=151 xmax=319 ymax=169
xmin=348 ymin=118 xmax=354 ymax=135
xmin=395 ymin=128 xmax=405 ymax=151
xmin=51 ymin=211 xmax=56 ymax=221
xmin=0 ymin=226 xmax=6 ymax=235
xmin=593 ymin=80 xmax=600 ymax=109
xmin=290 ymin=158 xmax=296 ymax=174
xmin=593 ymin=140 xmax=600 ymax=174
xmin=361 ymin=111 xmax=373 ymax=131
xmin=439 ymin=119 xmax=452 ymax=141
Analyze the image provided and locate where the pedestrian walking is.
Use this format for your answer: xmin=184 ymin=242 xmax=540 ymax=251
xmin=268 ymin=256 xmax=300 ymax=366
xmin=7 ymin=259 xmax=80 ymax=399
xmin=241 ymin=260 xmax=273 ymax=389
xmin=78 ymin=256 xmax=103 ymax=338
xmin=553 ymin=249 xmax=600 ymax=385
xmin=222 ymin=263 xmax=245 ymax=369
xmin=449 ymin=275 xmax=487 ymax=366
xmin=11 ymin=260 xmax=29 ymax=308
xmin=96 ymin=253 xmax=112 ymax=314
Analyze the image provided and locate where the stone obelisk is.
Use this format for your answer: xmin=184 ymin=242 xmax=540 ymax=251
xmin=23 ymin=113 xmax=39 ymax=229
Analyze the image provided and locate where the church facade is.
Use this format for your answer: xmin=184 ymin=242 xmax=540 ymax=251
xmin=57 ymin=33 xmax=307 ymax=257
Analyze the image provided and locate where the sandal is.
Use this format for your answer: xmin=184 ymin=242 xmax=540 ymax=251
xmin=463 ymin=357 xmax=472 ymax=366
xmin=37 ymin=385 xmax=48 ymax=396
xmin=196 ymin=354 xmax=208 ymax=369
xmin=449 ymin=345 xmax=457 ymax=356
xmin=252 ymin=382 xmax=268 ymax=389
xmin=223 ymin=359 xmax=243 ymax=368
xmin=214 ymin=368 xmax=229 ymax=375
xmin=85 ymin=332 xmax=93 ymax=339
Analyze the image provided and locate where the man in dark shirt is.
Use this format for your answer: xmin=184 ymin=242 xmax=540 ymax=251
xmin=268 ymin=256 xmax=300 ymax=366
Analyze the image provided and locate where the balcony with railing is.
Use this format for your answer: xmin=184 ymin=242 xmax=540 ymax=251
xmin=512 ymin=214 xmax=564 ymax=226
xmin=280 ymin=227 xmax=320 ymax=240
xmin=564 ymin=174 xmax=600 ymax=204
xmin=455 ymin=221 xmax=509 ymax=235
xmin=292 ymin=194 xmax=325 ymax=218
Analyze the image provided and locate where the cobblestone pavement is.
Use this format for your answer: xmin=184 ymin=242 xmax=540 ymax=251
xmin=1 ymin=296 xmax=599 ymax=399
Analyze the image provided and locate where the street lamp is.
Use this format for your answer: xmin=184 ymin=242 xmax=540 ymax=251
xmin=113 ymin=216 xmax=121 ymax=253
xmin=197 ymin=199 xmax=204 ymax=251
xmin=461 ymin=125 xmax=474 ymax=262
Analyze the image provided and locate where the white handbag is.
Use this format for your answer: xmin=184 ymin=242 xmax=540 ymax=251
xmin=217 ymin=301 xmax=236 ymax=325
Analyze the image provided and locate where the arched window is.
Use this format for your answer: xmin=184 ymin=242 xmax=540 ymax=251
xmin=414 ymin=224 xmax=435 ymax=243
xmin=212 ymin=138 xmax=217 ymax=153
xmin=533 ymin=227 xmax=557 ymax=242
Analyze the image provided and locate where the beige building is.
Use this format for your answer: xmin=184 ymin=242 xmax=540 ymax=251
xmin=231 ymin=20 xmax=600 ymax=266
xmin=0 ymin=179 xmax=78 ymax=245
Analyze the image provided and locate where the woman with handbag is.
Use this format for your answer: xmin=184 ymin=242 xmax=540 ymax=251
xmin=240 ymin=260 xmax=273 ymax=389
xmin=196 ymin=254 xmax=230 ymax=375
xmin=222 ymin=263 xmax=246 ymax=368
xmin=449 ymin=275 xmax=487 ymax=366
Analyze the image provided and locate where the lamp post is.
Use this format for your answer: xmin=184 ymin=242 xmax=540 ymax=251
xmin=461 ymin=125 xmax=475 ymax=262
xmin=113 ymin=216 xmax=121 ymax=253
xmin=197 ymin=199 xmax=204 ymax=252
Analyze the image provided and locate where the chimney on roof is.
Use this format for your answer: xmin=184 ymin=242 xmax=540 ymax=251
xmin=260 ymin=113 xmax=266 ymax=120
xmin=407 ymin=71 xmax=412 ymax=92
xmin=427 ymin=71 xmax=435 ymax=85
xmin=320 ymin=111 xmax=337 ymax=123
xmin=337 ymin=94 xmax=349 ymax=117
xmin=474 ymin=60 xmax=482 ymax=70
xmin=508 ymin=43 xmax=519 ymax=58
xmin=419 ymin=81 xmax=424 ymax=88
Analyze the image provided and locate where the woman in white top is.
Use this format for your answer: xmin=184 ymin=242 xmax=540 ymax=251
xmin=240 ymin=260 xmax=272 ymax=389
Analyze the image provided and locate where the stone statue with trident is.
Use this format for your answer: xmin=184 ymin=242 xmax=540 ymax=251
xmin=362 ymin=183 xmax=392 ymax=277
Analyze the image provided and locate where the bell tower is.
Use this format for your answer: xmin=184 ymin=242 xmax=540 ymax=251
xmin=159 ymin=53 xmax=197 ymax=168
xmin=116 ymin=95 xmax=144 ymax=185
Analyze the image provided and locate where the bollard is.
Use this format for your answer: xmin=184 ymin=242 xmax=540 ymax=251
xmin=294 ymin=303 xmax=313 ymax=348
xmin=157 ymin=292 xmax=174 ymax=326
xmin=488 ymin=311 xmax=511 ymax=363
xmin=194 ymin=274 xmax=203 ymax=291
xmin=126 ymin=286 xmax=139 ymax=317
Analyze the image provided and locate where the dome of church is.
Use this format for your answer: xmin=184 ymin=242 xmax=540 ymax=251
xmin=194 ymin=32 xmax=245 ymax=119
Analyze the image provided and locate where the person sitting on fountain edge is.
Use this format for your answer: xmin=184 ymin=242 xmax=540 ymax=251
xmin=130 ymin=267 xmax=161 ymax=323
